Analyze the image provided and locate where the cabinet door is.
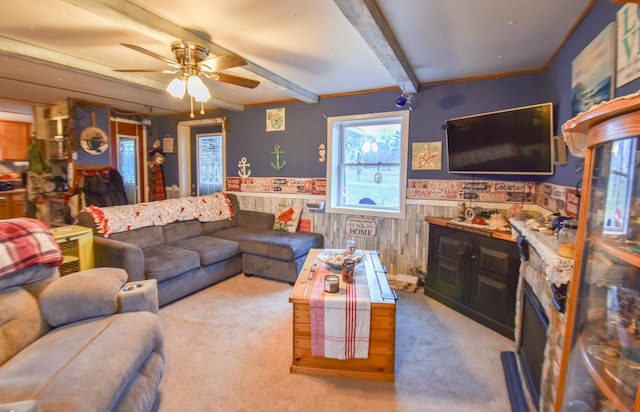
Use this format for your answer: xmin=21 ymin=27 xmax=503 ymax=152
xmin=467 ymin=236 xmax=518 ymax=328
xmin=0 ymin=195 xmax=10 ymax=219
xmin=427 ymin=225 xmax=466 ymax=302
xmin=0 ymin=121 xmax=31 ymax=160
xmin=9 ymin=192 xmax=25 ymax=218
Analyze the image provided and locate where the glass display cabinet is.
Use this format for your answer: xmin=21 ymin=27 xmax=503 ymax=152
xmin=558 ymin=94 xmax=640 ymax=412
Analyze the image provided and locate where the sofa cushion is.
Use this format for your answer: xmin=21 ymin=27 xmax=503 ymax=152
xmin=143 ymin=245 xmax=200 ymax=282
xmin=201 ymin=218 xmax=236 ymax=235
xmin=213 ymin=228 xmax=323 ymax=261
xmin=110 ymin=226 xmax=164 ymax=250
xmin=163 ymin=220 xmax=202 ymax=243
xmin=170 ymin=236 xmax=241 ymax=266
xmin=40 ymin=268 xmax=128 ymax=327
xmin=0 ymin=311 xmax=164 ymax=412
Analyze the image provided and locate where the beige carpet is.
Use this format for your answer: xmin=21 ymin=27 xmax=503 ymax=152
xmin=157 ymin=275 xmax=513 ymax=412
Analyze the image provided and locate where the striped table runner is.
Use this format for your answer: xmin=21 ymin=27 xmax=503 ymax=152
xmin=310 ymin=263 xmax=371 ymax=360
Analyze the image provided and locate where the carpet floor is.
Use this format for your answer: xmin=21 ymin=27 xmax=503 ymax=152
xmin=157 ymin=274 xmax=513 ymax=412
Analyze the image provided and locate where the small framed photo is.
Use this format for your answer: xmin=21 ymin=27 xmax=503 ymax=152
xmin=163 ymin=136 xmax=174 ymax=153
xmin=412 ymin=141 xmax=442 ymax=170
xmin=266 ymin=108 xmax=285 ymax=132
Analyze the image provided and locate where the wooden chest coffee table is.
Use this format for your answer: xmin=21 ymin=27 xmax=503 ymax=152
xmin=288 ymin=248 xmax=397 ymax=381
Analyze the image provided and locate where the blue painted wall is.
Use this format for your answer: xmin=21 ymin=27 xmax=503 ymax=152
xmin=152 ymin=0 xmax=640 ymax=189
xmin=545 ymin=0 xmax=640 ymax=188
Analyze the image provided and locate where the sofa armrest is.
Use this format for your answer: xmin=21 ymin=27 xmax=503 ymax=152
xmin=237 ymin=210 xmax=274 ymax=230
xmin=93 ymin=237 xmax=145 ymax=282
xmin=118 ymin=279 xmax=159 ymax=314
xmin=39 ymin=268 xmax=127 ymax=327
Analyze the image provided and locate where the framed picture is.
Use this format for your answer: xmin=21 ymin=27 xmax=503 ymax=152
xmin=617 ymin=3 xmax=640 ymax=87
xmin=266 ymin=108 xmax=285 ymax=132
xmin=411 ymin=141 xmax=442 ymax=170
xmin=571 ymin=23 xmax=615 ymax=117
xmin=163 ymin=136 xmax=174 ymax=153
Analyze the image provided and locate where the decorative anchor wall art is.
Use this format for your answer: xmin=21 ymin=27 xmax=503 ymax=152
xmin=271 ymin=144 xmax=286 ymax=172
xmin=238 ymin=157 xmax=251 ymax=178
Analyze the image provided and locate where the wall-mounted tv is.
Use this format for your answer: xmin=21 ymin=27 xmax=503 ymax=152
xmin=445 ymin=103 xmax=554 ymax=175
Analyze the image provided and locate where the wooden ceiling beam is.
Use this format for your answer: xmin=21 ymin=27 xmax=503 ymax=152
xmin=334 ymin=0 xmax=419 ymax=94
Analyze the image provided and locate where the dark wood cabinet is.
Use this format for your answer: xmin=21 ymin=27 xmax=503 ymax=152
xmin=425 ymin=223 xmax=519 ymax=338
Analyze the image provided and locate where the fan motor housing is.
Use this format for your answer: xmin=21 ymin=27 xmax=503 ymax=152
xmin=171 ymin=41 xmax=209 ymax=67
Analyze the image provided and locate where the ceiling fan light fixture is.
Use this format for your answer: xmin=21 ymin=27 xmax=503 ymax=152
xmin=167 ymin=78 xmax=186 ymax=98
xmin=187 ymin=75 xmax=211 ymax=102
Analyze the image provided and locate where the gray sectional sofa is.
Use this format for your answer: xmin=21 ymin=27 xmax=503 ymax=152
xmin=77 ymin=193 xmax=323 ymax=306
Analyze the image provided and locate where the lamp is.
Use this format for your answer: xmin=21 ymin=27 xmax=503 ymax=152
xmin=166 ymin=78 xmax=186 ymax=99
xmin=187 ymin=76 xmax=211 ymax=102
xmin=166 ymin=73 xmax=211 ymax=118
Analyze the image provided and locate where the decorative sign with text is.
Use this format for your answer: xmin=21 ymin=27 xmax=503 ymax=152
xmin=407 ymin=179 xmax=537 ymax=203
xmin=345 ymin=216 xmax=376 ymax=238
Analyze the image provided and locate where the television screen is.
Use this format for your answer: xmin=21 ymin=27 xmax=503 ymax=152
xmin=445 ymin=103 xmax=554 ymax=175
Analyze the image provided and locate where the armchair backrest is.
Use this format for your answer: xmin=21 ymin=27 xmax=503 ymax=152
xmin=0 ymin=218 xmax=63 ymax=366
xmin=0 ymin=265 xmax=58 ymax=366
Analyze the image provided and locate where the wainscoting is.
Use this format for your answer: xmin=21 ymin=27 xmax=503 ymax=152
xmin=234 ymin=193 xmax=458 ymax=278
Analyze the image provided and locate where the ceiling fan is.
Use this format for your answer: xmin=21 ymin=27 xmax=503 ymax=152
xmin=115 ymin=41 xmax=259 ymax=116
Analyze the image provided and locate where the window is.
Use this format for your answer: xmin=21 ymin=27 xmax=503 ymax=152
xmin=326 ymin=111 xmax=409 ymax=219
xmin=196 ymin=133 xmax=223 ymax=195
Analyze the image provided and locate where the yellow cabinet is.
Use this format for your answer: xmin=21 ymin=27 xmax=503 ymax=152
xmin=51 ymin=225 xmax=94 ymax=276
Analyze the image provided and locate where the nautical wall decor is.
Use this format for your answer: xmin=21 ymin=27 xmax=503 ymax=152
xmin=266 ymin=108 xmax=285 ymax=131
xmin=238 ymin=156 xmax=251 ymax=177
xmin=271 ymin=144 xmax=286 ymax=172
xmin=319 ymin=143 xmax=326 ymax=162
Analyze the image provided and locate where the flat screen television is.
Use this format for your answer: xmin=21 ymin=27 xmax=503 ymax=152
xmin=445 ymin=102 xmax=554 ymax=175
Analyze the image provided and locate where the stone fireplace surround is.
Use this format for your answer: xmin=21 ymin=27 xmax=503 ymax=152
xmin=510 ymin=219 xmax=573 ymax=412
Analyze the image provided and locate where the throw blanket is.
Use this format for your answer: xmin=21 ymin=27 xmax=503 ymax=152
xmin=0 ymin=218 xmax=63 ymax=278
xmin=84 ymin=192 xmax=234 ymax=238
xmin=310 ymin=263 xmax=371 ymax=360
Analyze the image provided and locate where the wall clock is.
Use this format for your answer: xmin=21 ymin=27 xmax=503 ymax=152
xmin=266 ymin=108 xmax=285 ymax=132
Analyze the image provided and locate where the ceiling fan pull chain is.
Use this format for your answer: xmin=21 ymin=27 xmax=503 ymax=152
xmin=190 ymin=96 xmax=195 ymax=118
xmin=200 ymin=101 xmax=205 ymax=115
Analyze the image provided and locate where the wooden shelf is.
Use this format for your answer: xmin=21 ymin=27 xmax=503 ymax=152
xmin=591 ymin=234 xmax=640 ymax=268
xmin=578 ymin=333 xmax=635 ymax=412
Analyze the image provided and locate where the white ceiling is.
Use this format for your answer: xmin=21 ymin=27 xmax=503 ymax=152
xmin=0 ymin=0 xmax=593 ymax=118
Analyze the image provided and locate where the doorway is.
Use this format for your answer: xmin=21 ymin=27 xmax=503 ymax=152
xmin=117 ymin=135 xmax=139 ymax=204
xmin=177 ymin=118 xmax=226 ymax=197
xmin=111 ymin=119 xmax=145 ymax=203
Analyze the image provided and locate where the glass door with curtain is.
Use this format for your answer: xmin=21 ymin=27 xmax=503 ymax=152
xmin=117 ymin=135 xmax=139 ymax=204
xmin=195 ymin=133 xmax=223 ymax=195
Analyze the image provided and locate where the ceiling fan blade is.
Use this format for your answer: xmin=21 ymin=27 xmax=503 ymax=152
xmin=200 ymin=54 xmax=248 ymax=72
xmin=120 ymin=43 xmax=181 ymax=68
xmin=114 ymin=68 xmax=179 ymax=74
xmin=207 ymin=72 xmax=260 ymax=89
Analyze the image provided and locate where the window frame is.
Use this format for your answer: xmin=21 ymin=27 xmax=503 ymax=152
xmin=326 ymin=110 xmax=409 ymax=219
